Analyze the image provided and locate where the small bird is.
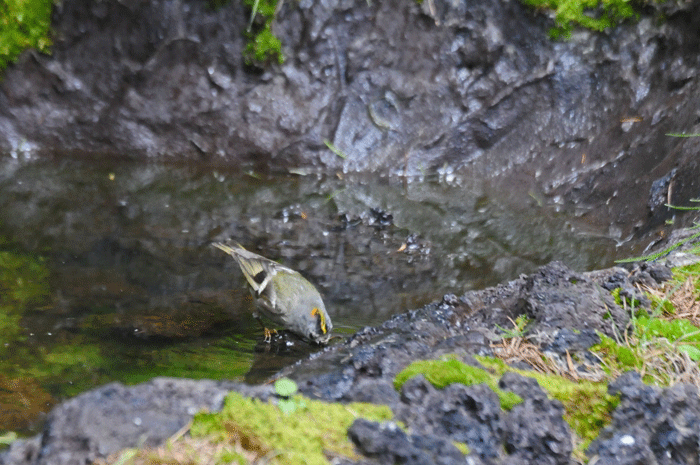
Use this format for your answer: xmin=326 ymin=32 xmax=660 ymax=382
xmin=213 ymin=242 xmax=332 ymax=344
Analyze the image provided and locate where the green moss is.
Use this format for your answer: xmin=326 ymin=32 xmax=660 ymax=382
xmin=519 ymin=0 xmax=638 ymax=39
xmin=524 ymin=367 xmax=618 ymax=447
xmin=650 ymin=293 xmax=676 ymax=315
xmin=452 ymin=441 xmax=470 ymax=455
xmin=0 ymin=250 xmax=51 ymax=352
xmin=394 ymin=358 xmax=523 ymax=411
xmin=672 ymin=261 xmax=700 ymax=281
xmin=474 ymin=355 xmax=618 ymax=453
xmin=243 ymin=0 xmax=284 ymax=65
xmin=610 ymin=287 xmax=621 ymax=305
xmin=244 ymin=0 xmax=277 ymax=18
xmin=190 ymin=391 xmax=394 ymax=465
xmin=634 ymin=315 xmax=700 ymax=361
xmin=610 ymin=287 xmax=643 ymax=309
xmin=0 ymin=0 xmax=53 ymax=71
xmin=396 ymin=355 xmax=618 ymax=456
xmin=590 ymin=334 xmax=637 ymax=371
xmin=592 ymin=315 xmax=700 ymax=386
xmin=0 ymin=432 xmax=18 ymax=445
xmin=245 ymin=24 xmax=284 ymax=65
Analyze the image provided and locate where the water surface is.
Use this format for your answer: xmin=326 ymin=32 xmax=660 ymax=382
xmin=0 ymin=155 xmax=625 ymax=433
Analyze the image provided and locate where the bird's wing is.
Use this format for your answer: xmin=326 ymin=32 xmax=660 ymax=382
xmin=212 ymin=242 xmax=293 ymax=300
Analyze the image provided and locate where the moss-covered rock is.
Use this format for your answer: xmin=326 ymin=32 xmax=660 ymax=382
xmin=394 ymin=357 xmax=524 ymax=411
xmin=0 ymin=0 xmax=53 ymax=71
xmin=189 ymin=391 xmax=394 ymax=464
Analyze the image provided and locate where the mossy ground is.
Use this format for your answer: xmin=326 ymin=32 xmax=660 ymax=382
xmin=394 ymin=357 xmax=524 ymax=411
xmin=486 ymin=258 xmax=700 ymax=460
xmin=105 ymin=391 xmax=395 ymax=465
xmin=475 ymin=355 xmax=618 ymax=456
xmin=518 ymin=0 xmax=639 ymax=39
xmin=395 ymin=355 xmax=617 ymax=460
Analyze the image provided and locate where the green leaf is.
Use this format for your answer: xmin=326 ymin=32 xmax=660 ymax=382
xmin=0 ymin=431 xmax=18 ymax=445
xmin=278 ymin=398 xmax=297 ymax=414
xmin=678 ymin=344 xmax=700 ymax=362
xmin=275 ymin=377 xmax=298 ymax=397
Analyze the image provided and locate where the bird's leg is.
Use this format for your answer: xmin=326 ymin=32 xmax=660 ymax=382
xmin=255 ymin=316 xmax=277 ymax=343
xmin=263 ymin=327 xmax=278 ymax=343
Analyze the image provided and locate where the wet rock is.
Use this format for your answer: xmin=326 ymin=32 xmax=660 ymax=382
xmin=367 ymin=208 xmax=394 ymax=229
xmin=600 ymin=268 xmax=631 ymax=291
xmin=629 ymin=262 xmax=674 ymax=287
xmin=2 ymin=0 xmax=700 ymax=242
xmin=348 ymin=419 xmax=467 ymax=465
xmin=543 ymin=328 xmax=601 ymax=355
xmin=648 ymin=169 xmax=678 ymax=215
xmin=499 ymin=373 xmax=572 ymax=465
xmin=401 ymin=382 xmax=504 ymax=459
xmin=344 ymin=378 xmax=401 ymax=407
xmin=391 ymin=372 xmax=573 ymax=464
xmin=517 ymin=261 xmax=628 ymax=339
xmin=588 ymin=371 xmax=700 ymax=465
xmin=0 ymin=378 xmax=269 ymax=465
xmin=432 ymin=332 xmax=492 ymax=357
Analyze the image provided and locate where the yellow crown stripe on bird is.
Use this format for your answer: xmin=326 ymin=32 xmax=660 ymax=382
xmin=311 ymin=307 xmax=327 ymax=334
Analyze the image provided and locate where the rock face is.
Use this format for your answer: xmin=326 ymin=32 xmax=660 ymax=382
xmin=0 ymin=379 xmax=272 ymax=465
xmin=4 ymin=260 xmax=699 ymax=465
xmin=588 ymin=371 xmax=700 ymax=465
xmin=1 ymin=0 xmax=700 ymax=236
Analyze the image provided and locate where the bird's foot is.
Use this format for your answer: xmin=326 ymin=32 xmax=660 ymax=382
xmin=263 ymin=327 xmax=278 ymax=343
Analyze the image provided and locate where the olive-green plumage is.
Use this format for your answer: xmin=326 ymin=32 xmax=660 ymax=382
xmin=213 ymin=242 xmax=332 ymax=344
